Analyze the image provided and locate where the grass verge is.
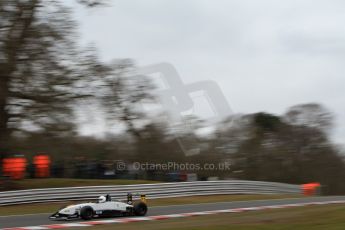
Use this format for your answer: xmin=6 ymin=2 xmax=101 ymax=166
xmin=6 ymin=178 xmax=159 ymax=190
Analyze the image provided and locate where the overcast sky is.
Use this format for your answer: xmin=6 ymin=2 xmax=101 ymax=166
xmin=72 ymin=0 xmax=344 ymax=146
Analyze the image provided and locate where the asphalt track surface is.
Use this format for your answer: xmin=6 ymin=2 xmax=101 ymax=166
xmin=1 ymin=196 xmax=345 ymax=228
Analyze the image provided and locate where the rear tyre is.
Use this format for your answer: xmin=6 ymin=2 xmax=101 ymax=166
xmin=80 ymin=206 xmax=94 ymax=220
xmin=134 ymin=202 xmax=148 ymax=216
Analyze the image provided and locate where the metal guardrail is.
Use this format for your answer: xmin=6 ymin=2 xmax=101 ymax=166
xmin=0 ymin=180 xmax=301 ymax=206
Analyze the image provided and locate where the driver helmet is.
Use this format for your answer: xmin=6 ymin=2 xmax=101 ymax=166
xmin=98 ymin=195 xmax=106 ymax=203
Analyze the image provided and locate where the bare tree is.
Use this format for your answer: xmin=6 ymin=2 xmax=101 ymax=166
xmin=0 ymin=0 xmax=157 ymax=162
xmin=284 ymin=103 xmax=334 ymax=133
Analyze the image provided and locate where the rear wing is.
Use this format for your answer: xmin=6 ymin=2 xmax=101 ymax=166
xmin=127 ymin=193 xmax=147 ymax=205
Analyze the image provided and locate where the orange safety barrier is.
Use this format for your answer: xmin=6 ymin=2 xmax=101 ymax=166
xmin=302 ymin=182 xmax=321 ymax=196
xmin=33 ymin=155 xmax=51 ymax=178
xmin=2 ymin=157 xmax=27 ymax=180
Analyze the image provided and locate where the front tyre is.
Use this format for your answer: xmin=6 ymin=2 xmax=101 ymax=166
xmin=80 ymin=206 xmax=94 ymax=220
xmin=134 ymin=202 xmax=148 ymax=216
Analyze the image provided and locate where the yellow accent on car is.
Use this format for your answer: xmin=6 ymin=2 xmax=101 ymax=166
xmin=140 ymin=194 xmax=147 ymax=203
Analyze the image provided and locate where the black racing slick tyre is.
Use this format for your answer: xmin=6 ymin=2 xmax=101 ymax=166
xmin=80 ymin=206 xmax=94 ymax=220
xmin=134 ymin=202 xmax=148 ymax=216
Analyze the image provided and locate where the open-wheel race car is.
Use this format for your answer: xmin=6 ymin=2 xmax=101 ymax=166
xmin=49 ymin=193 xmax=148 ymax=220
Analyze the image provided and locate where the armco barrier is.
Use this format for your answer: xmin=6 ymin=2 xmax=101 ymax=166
xmin=0 ymin=180 xmax=301 ymax=206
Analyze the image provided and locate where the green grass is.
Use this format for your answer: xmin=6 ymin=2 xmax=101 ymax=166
xmin=70 ymin=204 xmax=345 ymax=230
xmin=7 ymin=178 xmax=159 ymax=190
xmin=0 ymin=194 xmax=301 ymax=216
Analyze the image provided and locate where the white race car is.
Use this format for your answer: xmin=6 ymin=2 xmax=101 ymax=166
xmin=49 ymin=193 xmax=147 ymax=220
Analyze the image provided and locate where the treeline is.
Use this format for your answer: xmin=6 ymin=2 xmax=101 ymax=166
xmin=6 ymin=103 xmax=345 ymax=194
